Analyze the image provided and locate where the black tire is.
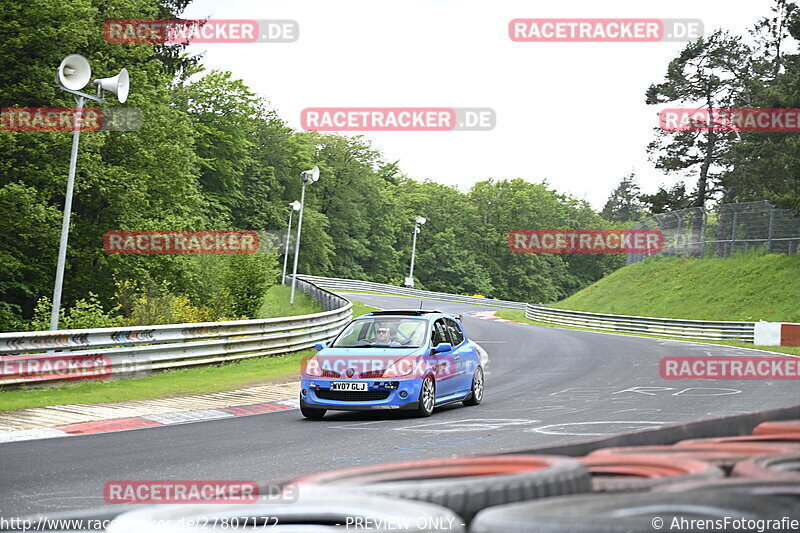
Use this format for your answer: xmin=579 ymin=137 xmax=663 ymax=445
xmin=292 ymin=455 xmax=591 ymax=523
xmin=471 ymin=491 xmax=800 ymax=533
xmin=300 ymin=402 xmax=326 ymax=420
xmin=106 ymin=487 xmax=464 ymax=533
xmin=463 ymin=366 xmax=484 ymax=406
xmin=654 ymin=478 xmax=800 ymax=498
xmin=416 ymin=375 xmax=435 ymax=417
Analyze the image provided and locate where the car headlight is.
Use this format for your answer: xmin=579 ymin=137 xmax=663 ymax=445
xmin=384 ymin=356 xmax=419 ymax=378
xmin=304 ymin=358 xmax=323 ymax=377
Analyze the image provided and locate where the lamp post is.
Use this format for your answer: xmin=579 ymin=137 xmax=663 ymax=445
xmin=281 ymin=200 xmax=302 ymax=284
xmin=405 ymin=216 xmax=426 ymax=289
xmin=50 ymin=54 xmax=129 ymax=330
xmin=290 ymin=166 xmax=320 ymax=304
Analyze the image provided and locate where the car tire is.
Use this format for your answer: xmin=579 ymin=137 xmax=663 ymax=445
xmin=416 ymin=375 xmax=435 ymax=417
xmin=470 ymin=491 xmax=799 ymax=533
xmin=752 ymin=419 xmax=800 ymax=436
xmin=732 ymin=452 xmax=800 ymax=481
xmin=578 ymin=454 xmax=724 ymax=492
xmin=106 ymin=487 xmax=465 ymax=533
xmin=463 ymin=366 xmax=484 ymax=406
xmin=291 ymin=454 xmax=591 ymax=523
xmin=300 ymin=402 xmax=326 ymax=420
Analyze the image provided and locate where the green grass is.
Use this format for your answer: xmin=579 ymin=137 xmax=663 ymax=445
xmin=0 ymin=350 xmax=314 ymax=413
xmin=494 ymin=310 xmax=800 ymax=357
xmin=256 ymin=284 xmax=322 ymax=318
xmin=556 ymin=252 xmax=800 ymax=322
xmin=351 ymin=300 xmax=380 ymax=317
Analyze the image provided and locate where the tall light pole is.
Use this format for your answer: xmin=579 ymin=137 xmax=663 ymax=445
xmin=290 ymin=166 xmax=320 ymax=304
xmin=405 ymin=216 xmax=426 ymax=289
xmin=281 ymin=200 xmax=302 ymax=284
xmin=50 ymin=55 xmax=130 ymax=330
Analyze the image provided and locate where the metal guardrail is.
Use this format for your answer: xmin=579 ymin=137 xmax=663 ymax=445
xmin=0 ymin=277 xmax=352 ymax=386
xmin=525 ymin=304 xmax=755 ymax=342
xmin=295 ymin=275 xmax=527 ymax=310
xmin=300 ymin=275 xmax=756 ymax=342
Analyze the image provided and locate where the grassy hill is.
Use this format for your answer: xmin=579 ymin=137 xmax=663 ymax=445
xmin=554 ymin=252 xmax=800 ymax=322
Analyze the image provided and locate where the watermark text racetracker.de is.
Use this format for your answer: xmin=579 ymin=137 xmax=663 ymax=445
xmin=103 ymin=480 xmax=296 ymax=504
xmin=660 ymin=356 xmax=800 ymax=380
xmin=104 ymin=19 xmax=298 ymax=43
xmin=104 ymin=230 xmax=259 ymax=255
xmin=1 ymin=354 xmax=111 ymax=382
xmin=660 ymin=108 xmax=800 ymax=133
xmin=508 ymin=229 xmax=664 ymax=254
xmin=1 ymin=107 xmax=143 ymax=131
xmin=301 ymin=107 xmax=495 ymax=131
xmin=509 ymin=18 xmax=703 ymax=42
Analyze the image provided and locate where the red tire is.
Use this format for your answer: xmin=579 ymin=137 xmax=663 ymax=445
xmin=577 ymin=454 xmax=724 ymax=492
xmin=292 ymin=455 xmax=591 ymax=522
xmin=752 ymin=420 xmax=800 ymax=436
xmin=588 ymin=443 xmax=798 ymax=470
xmin=732 ymin=452 xmax=800 ymax=481
xmin=676 ymin=434 xmax=800 ymax=446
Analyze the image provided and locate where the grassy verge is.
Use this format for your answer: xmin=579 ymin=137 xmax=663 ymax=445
xmin=494 ymin=310 xmax=800 ymax=357
xmin=556 ymin=252 xmax=800 ymax=322
xmin=0 ymin=350 xmax=314 ymax=413
xmin=351 ymin=300 xmax=380 ymax=317
xmin=256 ymin=284 xmax=322 ymax=318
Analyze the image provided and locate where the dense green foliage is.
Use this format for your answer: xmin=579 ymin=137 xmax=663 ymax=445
xmin=556 ymin=251 xmax=800 ymax=322
xmin=0 ymin=0 xmax=630 ymax=332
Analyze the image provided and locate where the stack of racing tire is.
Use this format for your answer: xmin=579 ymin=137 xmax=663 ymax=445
xmin=104 ymin=419 xmax=800 ymax=532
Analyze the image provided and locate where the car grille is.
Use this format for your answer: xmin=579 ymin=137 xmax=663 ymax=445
xmin=320 ymin=370 xmax=340 ymax=378
xmin=359 ymin=370 xmax=385 ymax=379
xmin=315 ymin=389 xmax=392 ymax=402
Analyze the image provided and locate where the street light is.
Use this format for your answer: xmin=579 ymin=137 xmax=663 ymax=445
xmin=290 ymin=166 xmax=320 ymax=304
xmin=281 ymin=200 xmax=302 ymax=284
xmin=50 ymin=54 xmax=130 ymax=330
xmin=405 ymin=216 xmax=427 ymax=289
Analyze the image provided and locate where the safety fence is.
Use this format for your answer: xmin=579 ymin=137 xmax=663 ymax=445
xmin=294 ymin=275 xmax=527 ymax=310
xmin=627 ymin=200 xmax=800 ymax=264
xmin=0 ymin=277 xmax=351 ymax=387
xmin=525 ymin=304 xmax=755 ymax=342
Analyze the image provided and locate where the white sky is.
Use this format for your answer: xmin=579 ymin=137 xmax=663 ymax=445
xmin=181 ymin=0 xmax=774 ymax=209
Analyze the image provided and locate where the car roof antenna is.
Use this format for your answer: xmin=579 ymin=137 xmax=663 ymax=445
xmin=419 ymin=300 xmax=423 ymax=310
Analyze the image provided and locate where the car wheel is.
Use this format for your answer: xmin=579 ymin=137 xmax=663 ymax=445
xmin=300 ymin=402 xmax=326 ymax=420
xmin=417 ymin=376 xmax=435 ymax=417
xmin=463 ymin=366 xmax=484 ymax=406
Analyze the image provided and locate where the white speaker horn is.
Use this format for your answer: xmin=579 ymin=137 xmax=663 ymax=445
xmin=94 ymin=68 xmax=129 ymax=103
xmin=57 ymin=54 xmax=92 ymax=91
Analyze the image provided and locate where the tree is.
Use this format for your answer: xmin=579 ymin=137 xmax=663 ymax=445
xmin=645 ymin=29 xmax=753 ymax=209
xmin=601 ymin=172 xmax=646 ymax=222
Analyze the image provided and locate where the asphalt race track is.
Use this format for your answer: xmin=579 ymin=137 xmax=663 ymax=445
xmin=2 ymin=293 xmax=800 ymax=517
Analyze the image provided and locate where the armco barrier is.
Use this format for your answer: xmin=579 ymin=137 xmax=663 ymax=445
xmin=0 ymin=277 xmax=351 ymax=387
xmin=295 ymin=275 xmax=527 ymax=310
xmin=525 ymin=304 xmax=756 ymax=342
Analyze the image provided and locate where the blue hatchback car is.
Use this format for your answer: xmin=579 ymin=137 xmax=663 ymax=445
xmin=300 ymin=310 xmax=484 ymax=419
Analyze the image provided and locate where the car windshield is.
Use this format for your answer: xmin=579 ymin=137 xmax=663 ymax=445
xmin=331 ymin=317 xmax=428 ymax=348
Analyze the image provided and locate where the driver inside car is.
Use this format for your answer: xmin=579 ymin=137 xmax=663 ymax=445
xmin=374 ymin=323 xmax=400 ymax=346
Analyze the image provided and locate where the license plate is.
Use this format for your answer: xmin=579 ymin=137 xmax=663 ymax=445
xmin=330 ymin=382 xmax=368 ymax=391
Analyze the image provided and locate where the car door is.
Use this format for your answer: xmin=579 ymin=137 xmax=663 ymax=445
xmin=444 ymin=318 xmax=473 ymax=394
xmin=430 ymin=318 xmax=458 ymax=397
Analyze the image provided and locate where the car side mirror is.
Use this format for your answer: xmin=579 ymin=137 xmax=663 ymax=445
xmin=314 ymin=342 xmax=326 ymax=351
xmin=433 ymin=342 xmax=452 ymax=353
